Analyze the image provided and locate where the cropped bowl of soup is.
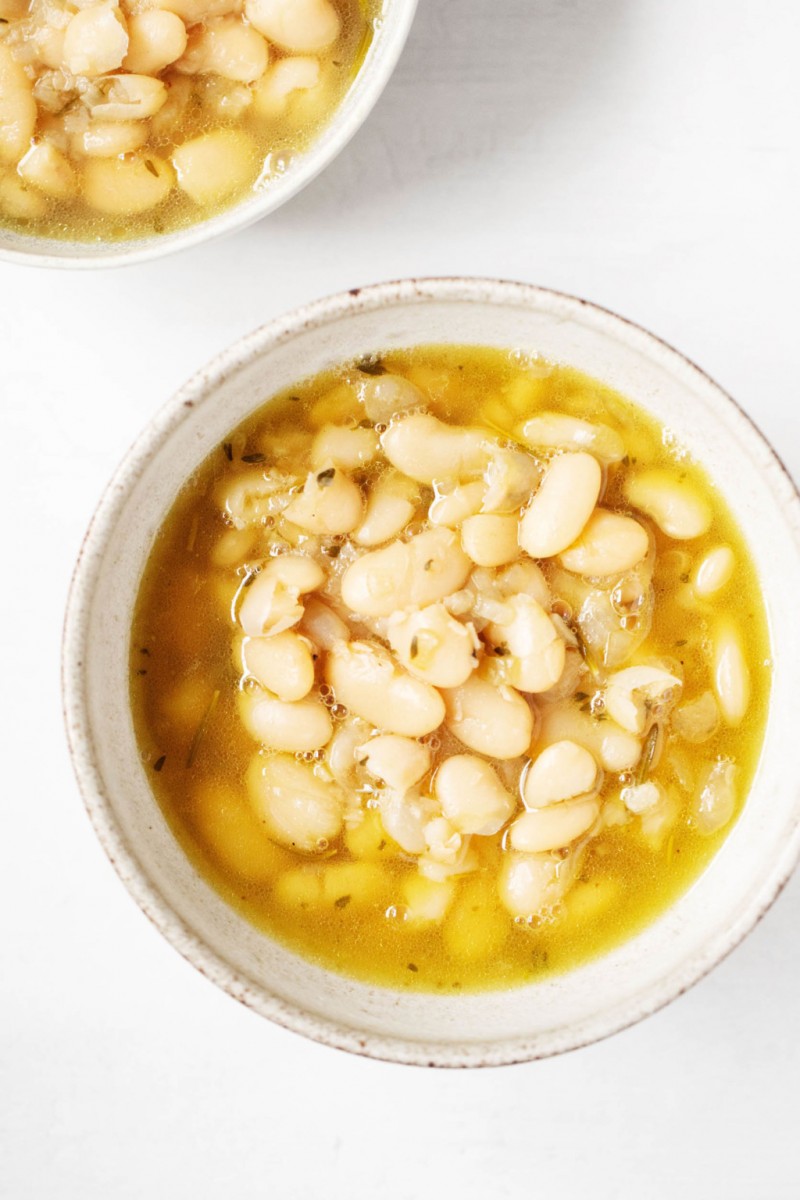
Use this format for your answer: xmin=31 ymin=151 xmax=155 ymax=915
xmin=63 ymin=279 xmax=800 ymax=1065
xmin=0 ymin=0 xmax=416 ymax=266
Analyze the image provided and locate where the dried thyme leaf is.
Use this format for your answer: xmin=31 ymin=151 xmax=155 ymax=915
xmin=186 ymin=690 xmax=220 ymax=768
xmin=144 ymin=159 xmax=159 ymax=177
xmin=153 ymin=755 xmax=166 ymax=772
xmin=409 ymin=635 xmax=419 ymax=660
xmin=356 ymin=356 xmax=387 ymax=376
xmin=636 ymin=723 xmax=660 ymax=784
xmin=241 ymin=452 xmax=267 ymax=464
xmin=316 ymin=467 xmax=336 ymax=487
xmin=334 ymin=894 xmax=351 ymax=909
xmin=222 ymin=442 xmax=233 ymax=461
xmin=494 ymin=644 xmax=509 ymax=656
xmin=407 ymin=963 xmax=419 ymax=973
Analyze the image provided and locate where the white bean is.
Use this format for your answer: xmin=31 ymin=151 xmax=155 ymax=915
xmin=388 ymin=603 xmax=476 ymax=688
xmin=382 ymin=413 xmax=490 ymax=484
xmin=624 ymin=469 xmax=712 ymax=539
xmin=559 ymin=509 xmax=649 ymax=577
xmin=712 ymin=619 xmax=750 ymax=725
xmin=442 ymin=672 xmax=533 ymax=759
xmin=17 ymin=141 xmax=77 ymax=199
xmin=248 ymin=753 xmax=343 ymax=852
xmin=498 ymin=851 xmax=578 ymax=918
xmin=238 ymin=554 xmax=324 ymax=636
xmin=672 ymin=691 xmax=720 ymax=743
xmin=605 ymin=665 xmax=682 ymax=734
xmin=75 ymin=120 xmax=148 ymax=157
xmin=461 ymin=513 xmax=519 ymax=567
xmin=241 ymin=631 xmax=315 ymax=701
xmin=693 ymin=545 xmax=735 ymax=598
xmin=356 ymin=734 xmax=431 ymax=793
xmin=244 ymin=0 xmax=341 ymax=53
xmin=63 ymin=4 xmax=129 ymax=77
xmin=357 ymin=373 xmax=426 ymax=424
xmin=326 ymin=641 xmax=445 ymax=737
xmin=89 ymin=74 xmax=168 ymax=120
xmin=522 ymin=740 xmax=599 ymax=808
xmin=124 ymin=10 xmax=187 ymax=74
xmin=311 ymin=424 xmax=378 ymax=470
xmin=620 ymin=780 xmax=662 ymax=814
xmin=378 ymin=789 xmax=438 ymax=854
xmin=177 ymin=17 xmax=269 ymax=83
xmin=434 ymin=754 xmax=516 ymax=836
xmin=509 ymin=796 xmax=599 ymax=852
xmin=353 ymin=471 xmax=418 ymax=547
xmin=693 ymin=758 xmax=737 ymax=835
xmin=0 ymin=44 xmax=37 ymax=164
xmin=299 ymin=595 xmax=350 ymax=651
xmin=239 ymin=690 xmax=332 ymax=752
xmin=496 ymin=559 xmax=551 ymax=607
xmin=83 ymin=153 xmax=173 ymax=214
xmin=0 ymin=174 xmax=47 ymax=219
xmin=481 ymin=447 xmax=540 ymax=513
xmin=519 ymin=451 xmax=602 ymax=558
xmin=283 ymin=463 xmax=363 ymax=535
xmin=326 ymin=716 xmax=372 ymax=789
xmin=520 ymin=412 xmax=625 ymax=463
xmin=341 ymin=527 xmax=471 ymax=617
xmin=173 ymin=129 xmax=256 ymax=204
xmin=538 ymin=702 xmax=642 ymax=772
xmin=486 ymin=594 xmax=565 ymax=693
xmin=252 ymin=55 xmax=320 ymax=118
xmin=401 ymin=873 xmax=454 ymax=924
xmin=428 ymin=481 xmax=485 ymax=528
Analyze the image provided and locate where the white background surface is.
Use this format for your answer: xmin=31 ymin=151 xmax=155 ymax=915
xmin=2 ymin=0 xmax=799 ymax=1196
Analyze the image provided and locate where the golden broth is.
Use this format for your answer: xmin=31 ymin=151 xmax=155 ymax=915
xmin=0 ymin=0 xmax=374 ymax=242
xmin=130 ymin=346 xmax=770 ymax=992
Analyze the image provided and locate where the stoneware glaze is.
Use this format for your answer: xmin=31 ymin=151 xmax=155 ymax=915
xmin=0 ymin=0 xmax=417 ymax=270
xmin=63 ymin=279 xmax=800 ymax=1066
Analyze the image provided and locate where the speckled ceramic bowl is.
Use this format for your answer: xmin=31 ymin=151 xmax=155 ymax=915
xmin=63 ymin=278 xmax=800 ymax=1065
xmin=0 ymin=1 xmax=416 ymax=269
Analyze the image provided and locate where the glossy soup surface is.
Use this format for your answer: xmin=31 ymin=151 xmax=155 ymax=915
xmin=0 ymin=0 xmax=373 ymax=241
xmin=130 ymin=346 xmax=770 ymax=993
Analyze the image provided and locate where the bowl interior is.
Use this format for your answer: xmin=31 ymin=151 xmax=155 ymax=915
xmin=65 ymin=281 xmax=800 ymax=1065
xmin=0 ymin=0 xmax=417 ymax=269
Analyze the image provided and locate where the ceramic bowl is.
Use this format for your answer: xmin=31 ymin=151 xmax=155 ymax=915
xmin=63 ymin=278 xmax=800 ymax=1066
xmin=0 ymin=1 xmax=417 ymax=270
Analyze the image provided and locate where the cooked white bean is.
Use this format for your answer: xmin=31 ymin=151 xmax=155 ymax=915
xmin=401 ymin=873 xmax=454 ymax=924
xmin=522 ymin=740 xmax=599 ymax=808
xmin=693 ymin=545 xmax=735 ymax=597
xmin=17 ymin=141 xmax=76 ymax=198
xmin=283 ymin=463 xmax=363 ymax=535
xmin=538 ymin=702 xmax=642 ymax=772
xmin=422 ymin=816 xmax=465 ymax=866
xmin=519 ymin=452 xmax=602 ymax=558
xmin=311 ymin=424 xmax=378 ymax=470
xmin=498 ymin=851 xmax=577 ymax=918
xmin=252 ymin=55 xmax=320 ymax=117
xmin=620 ymin=780 xmax=662 ymax=814
xmin=481 ymin=447 xmax=540 ymax=513
xmin=461 ymin=513 xmax=519 ymax=567
xmin=239 ymin=690 xmax=332 ymax=752
xmin=239 ymin=554 xmax=324 ymax=636
xmin=520 ymin=412 xmax=625 ymax=463
xmin=63 ymin=4 xmax=129 ymax=77
xmin=356 ymin=734 xmax=431 ymax=793
xmin=299 ymin=595 xmax=349 ymax=650
xmin=75 ymin=120 xmax=149 ymax=158
xmin=673 ymin=691 xmax=720 ymax=743
xmin=434 ymin=754 xmax=516 ymax=835
xmin=378 ymin=788 xmax=438 ymax=854
xmin=177 ymin=17 xmax=269 ymax=83
xmin=83 ymin=153 xmax=173 ymax=214
xmin=624 ymin=469 xmax=712 ymax=539
xmin=89 ymin=74 xmax=167 ymax=120
xmin=442 ymin=672 xmax=533 ymax=759
xmin=605 ymin=665 xmax=682 ymax=734
xmin=357 ymin=374 xmax=426 ymax=424
xmin=353 ymin=471 xmax=417 ymax=547
xmin=326 ymin=716 xmax=371 ymax=789
xmin=0 ymin=44 xmax=37 ymax=164
xmin=388 ymin=603 xmax=476 ymax=688
xmin=559 ymin=509 xmax=649 ymax=577
xmin=712 ymin=619 xmax=750 ymax=725
xmin=173 ymin=129 xmax=256 ymax=204
xmin=241 ymin=631 xmax=315 ymax=701
xmin=382 ymin=414 xmax=490 ymax=484
xmin=428 ymin=481 xmax=485 ymax=528
xmin=124 ymin=10 xmax=187 ymax=74
xmin=496 ymin=559 xmax=551 ymax=607
xmin=486 ymin=594 xmax=565 ymax=693
xmin=509 ymin=796 xmax=600 ymax=852
xmin=248 ymin=754 xmax=343 ymax=852
xmin=341 ymin=527 xmax=471 ymax=617
xmin=326 ymin=641 xmax=445 ymax=737
xmin=693 ymin=758 xmax=737 ymax=834
xmin=0 ymin=174 xmax=47 ymax=219
xmin=245 ymin=0 xmax=341 ymax=53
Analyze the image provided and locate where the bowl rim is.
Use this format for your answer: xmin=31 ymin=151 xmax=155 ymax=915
xmin=62 ymin=277 xmax=800 ymax=1067
xmin=0 ymin=0 xmax=418 ymax=270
